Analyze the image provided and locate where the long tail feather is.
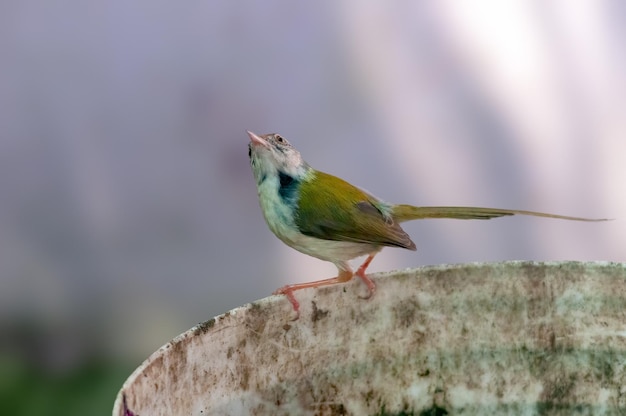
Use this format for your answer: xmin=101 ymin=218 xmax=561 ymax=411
xmin=391 ymin=205 xmax=609 ymax=223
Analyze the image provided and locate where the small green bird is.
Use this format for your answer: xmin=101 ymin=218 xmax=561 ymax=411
xmin=247 ymin=130 xmax=605 ymax=318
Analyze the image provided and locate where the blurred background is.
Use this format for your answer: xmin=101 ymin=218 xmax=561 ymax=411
xmin=1 ymin=1 xmax=624 ymax=414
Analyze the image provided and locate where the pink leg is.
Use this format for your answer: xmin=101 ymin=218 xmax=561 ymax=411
xmin=355 ymin=253 xmax=377 ymax=298
xmin=273 ymin=269 xmax=353 ymax=319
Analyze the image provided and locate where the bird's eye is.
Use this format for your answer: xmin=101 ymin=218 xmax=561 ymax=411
xmin=275 ymin=135 xmax=284 ymax=144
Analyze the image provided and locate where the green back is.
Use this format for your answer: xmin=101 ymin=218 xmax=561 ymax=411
xmin=295 ymin=171 xmax=416 ymax=250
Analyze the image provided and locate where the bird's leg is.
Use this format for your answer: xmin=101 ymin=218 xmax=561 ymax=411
xmin=273 ymin=268 xmax=354 ymax=319
xmin=355 ymin=253 xmax=377 ymax=299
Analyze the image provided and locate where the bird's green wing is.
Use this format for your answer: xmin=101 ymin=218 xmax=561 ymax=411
xmin=295 ymin=171 xmax=416 ymax=250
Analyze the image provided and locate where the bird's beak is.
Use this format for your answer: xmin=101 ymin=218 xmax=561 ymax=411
xmin=247 ymin=130 xmax=268 ymax=147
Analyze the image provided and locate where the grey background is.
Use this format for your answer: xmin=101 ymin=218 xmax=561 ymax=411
xmin=1 ymin=0 xmax=623 ymax=385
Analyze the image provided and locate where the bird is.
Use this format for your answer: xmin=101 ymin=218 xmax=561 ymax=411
xmin=246 ymin=130 xmax=606 ymax=318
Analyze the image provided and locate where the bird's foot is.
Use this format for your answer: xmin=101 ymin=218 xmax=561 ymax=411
xmin=356 ymin=273 xmax=376 ymax=299
xmin=272 ymin=271 xmax=355 ymax=320
xmin=273 ymin=285 xmax=301 ymax=320
xmin=355 ymin=254 xmax=377 ymax=299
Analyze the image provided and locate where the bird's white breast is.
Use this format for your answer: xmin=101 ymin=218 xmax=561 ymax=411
xmin=257 ymin=175 xmax=301 ymax=244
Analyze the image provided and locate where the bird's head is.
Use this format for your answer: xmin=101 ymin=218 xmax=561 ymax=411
xmin=247 ymin=131 xmax=310 ymax=185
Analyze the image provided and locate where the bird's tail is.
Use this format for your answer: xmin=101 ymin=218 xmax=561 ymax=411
xmin=391 ymin=204 xmax=609 ymax=223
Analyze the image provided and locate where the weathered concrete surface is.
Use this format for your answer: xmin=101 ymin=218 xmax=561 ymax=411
xmin=113 ymin=261 xmax=626 ymax=415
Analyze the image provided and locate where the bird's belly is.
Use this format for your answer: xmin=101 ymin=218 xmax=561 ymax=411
xmin=266 ymin=215 xmax=375 ymax=262
xmin=287 ymin=234 xmax=377 ymax=262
